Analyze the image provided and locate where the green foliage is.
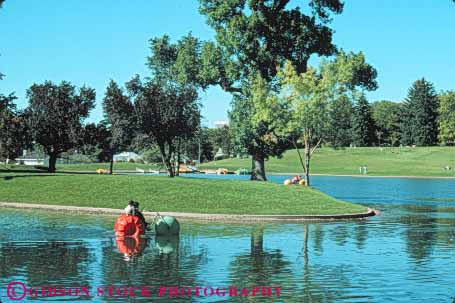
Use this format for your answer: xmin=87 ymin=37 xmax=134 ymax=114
xmin=438 ymin=91 xmax=455 ymax=145
xmin=147 ymin=33 xmax=224 ymax=90
xmin=371 ymin=100 xmax=402 ymax=146
xmin=281 ymin=51 xmax=378 ymax=147
xmin=0 ymin=94 xmax=31 ymax=161
xmin=279 ymin=51 xmax=377 ymax=185
xmin=126 ymin=76 xmax=200 ymax=177
xmin=26 ymin=81 xmax=96 ymax=172
xmin=198 ymin=0 xmax=344 ymax=86
xmin=351 ymin=94 xmax=376 ymax=147
xmin=207 ymin=125 xmax=232 ymax=158
xmin=80 ymin=123 xmax=111 ymax=162
xmin=327 ymin=95 xmax=354 ymax=148
xmin=102 ymin=80 xmax=135 ymax=168
xmin=229 ymin=76 xmax=291 ymax=179
xmin=400 ymin=78 xmax=439 ymax=146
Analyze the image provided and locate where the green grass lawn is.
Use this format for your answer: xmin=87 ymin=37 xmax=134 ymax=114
xmin=0 ymin=171 xmax=367 ymax=215
xmin=200 ymin=146 xmax=455 ymax=177
xmin=57 ymin=162 xmax=160 ymax=172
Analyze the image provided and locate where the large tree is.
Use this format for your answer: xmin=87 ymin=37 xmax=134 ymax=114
xmin=230 ymin=75 xmax=291 ymax=181
xmin=126 ymin=76 xmax=200 ymax=177
xmin=351 ymin=94 xmax=376 ymax=147
xmin=102 ymin=80 xmax=135 ymax=174
xmin=198 ymin=0 xmax=345 ymax=180
xmin=26 ymin=81 xmax=95 ymax=172
xmin=400 ymin=78 xmax=439 ymax=146
xmin=438 ymin=91 xmax=455 ymax=145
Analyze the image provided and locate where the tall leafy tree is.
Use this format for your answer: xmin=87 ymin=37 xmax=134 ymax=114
xmin=80 ymin=122 xmax=111 ymax=162
xmin=26 ymin=81 xmax=95 ymax=172
xmin=102 ymin=80 xmax=135 ymax=174
xmin=400 ymin=78 xmax=439 ymax=146
xmin=0 ymin=94 xmax=30 ymax=164
xmin=280 ymin=51 xmax=377 ymax=186
xmin=351 ymin=94 xmax=376 ymax=147
xmin=438 ymin=91 xmax=455 ymax=145
xmin=230 ymin=75 xmax=291 ymax=181
xmin=371 ymin=100 xmax=402 ymax=146
xmin=327 ymin=95 xmax=354 ymax=148
xmin=198 ymin=0 xmax=348 ymax=180
xmin=127 ymin=76 xmax=200 ymax=177
xmin=147 ymin=34 xmax=211 ymax=175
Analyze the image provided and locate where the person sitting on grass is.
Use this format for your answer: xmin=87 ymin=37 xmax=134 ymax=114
xmin=291 ymin=175 xmax=301 ymax=184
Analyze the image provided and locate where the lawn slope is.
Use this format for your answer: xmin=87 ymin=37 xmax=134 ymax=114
xmin=0 ymin=172 xmax=366 ymax=215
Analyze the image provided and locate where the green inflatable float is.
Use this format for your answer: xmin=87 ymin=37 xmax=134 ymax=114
xmin=154 ymin=215 xmax=180 ymax=236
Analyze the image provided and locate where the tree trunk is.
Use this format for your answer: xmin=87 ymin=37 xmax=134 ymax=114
xmin=109 ymin=154 xmax=114 ymax=175
xmin=157 ymin=141 xmax=175 ymax=177
xmin=48 ymin=153 xmax=58 ymax=173
xmin=304 ymin=140 xmax=311 ymax=187
xmin=251 ymin=153 xmax=267 ymax=181
xmin=175 ymin=138 xmax=181 ymax=177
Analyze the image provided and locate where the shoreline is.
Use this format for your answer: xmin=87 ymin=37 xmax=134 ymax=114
xmin=3 ymin=168 xmax=455 ymax=179
xmin=0 ymin=202 xmax=377 ymax=223
xmin=267 ymin=172 xmax=455 ymax=179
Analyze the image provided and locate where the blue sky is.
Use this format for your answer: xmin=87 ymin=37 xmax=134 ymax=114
xmin=0 ymin=0 xmax=454 ymax=126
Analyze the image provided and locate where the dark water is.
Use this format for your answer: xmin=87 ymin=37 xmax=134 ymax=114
xmin=1 ymin=175 xmax=455 ymax=302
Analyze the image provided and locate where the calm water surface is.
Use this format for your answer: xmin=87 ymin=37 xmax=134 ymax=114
xmin=1 ymin=175 xmax=455 ymax=302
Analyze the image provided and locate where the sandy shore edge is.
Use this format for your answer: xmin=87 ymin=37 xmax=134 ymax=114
xmin=0 ymin=201 xmax=376 ymax=222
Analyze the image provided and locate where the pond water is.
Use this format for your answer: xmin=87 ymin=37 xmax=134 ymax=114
xmin=1 ymin=175 xmax=455 ymax=302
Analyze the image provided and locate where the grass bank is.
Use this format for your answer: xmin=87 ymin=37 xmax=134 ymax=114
xmin=0 ymin=171 xmax=367 ymax=215
xmin=200 ymin=147 xmax=455 ymax=177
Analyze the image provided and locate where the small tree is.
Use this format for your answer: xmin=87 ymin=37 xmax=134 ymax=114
xmin=351 ymin=94 xmax=376 ymax=147
xmin=26 ymin=81 xmax=95 ymax=172
xmin=438 ymin=91 xmax=455 ymax=145
xmin=280 ymin=51 xmax=377 ymax=186
xmin=126 ymin=76 xmax=200 ymax=177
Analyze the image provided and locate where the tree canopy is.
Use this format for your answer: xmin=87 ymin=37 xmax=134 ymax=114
xmin=198 ymin=0 xmax=345 ymax=91
xmin=26 ymin=81 xmax=95 ymax=172
xmin=400 ymin=78 xmax=439 ymax=146
xmin=127 ymin=76 xmax=200 ymax=177
xmin=0 ymin=93 xmax=30 ymax=162
xmin=279 ymin=51 xmax=377 ymax=185
xmin=102 ymin=80 xmax=135 ymax=174
xmin=438 ymin=91 xmax=455 ymax=145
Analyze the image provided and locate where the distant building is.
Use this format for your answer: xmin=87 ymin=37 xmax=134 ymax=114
xmin=213 ymin=120 xmax=229 ymax=129
xmin=15 ymin=150 xmax=46 ymax=166
xmin=113 ymin=152 xmax=142 ymax=162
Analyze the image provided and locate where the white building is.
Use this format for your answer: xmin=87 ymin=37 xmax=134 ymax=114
xmin=113 ymin=152 xmax=142 ymax=162
xmin=213 ymin=120 xmax=229 ymax=129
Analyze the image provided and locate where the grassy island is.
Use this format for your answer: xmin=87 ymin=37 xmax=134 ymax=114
xmin=0 ymin=171 xmax=367 ymax=216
